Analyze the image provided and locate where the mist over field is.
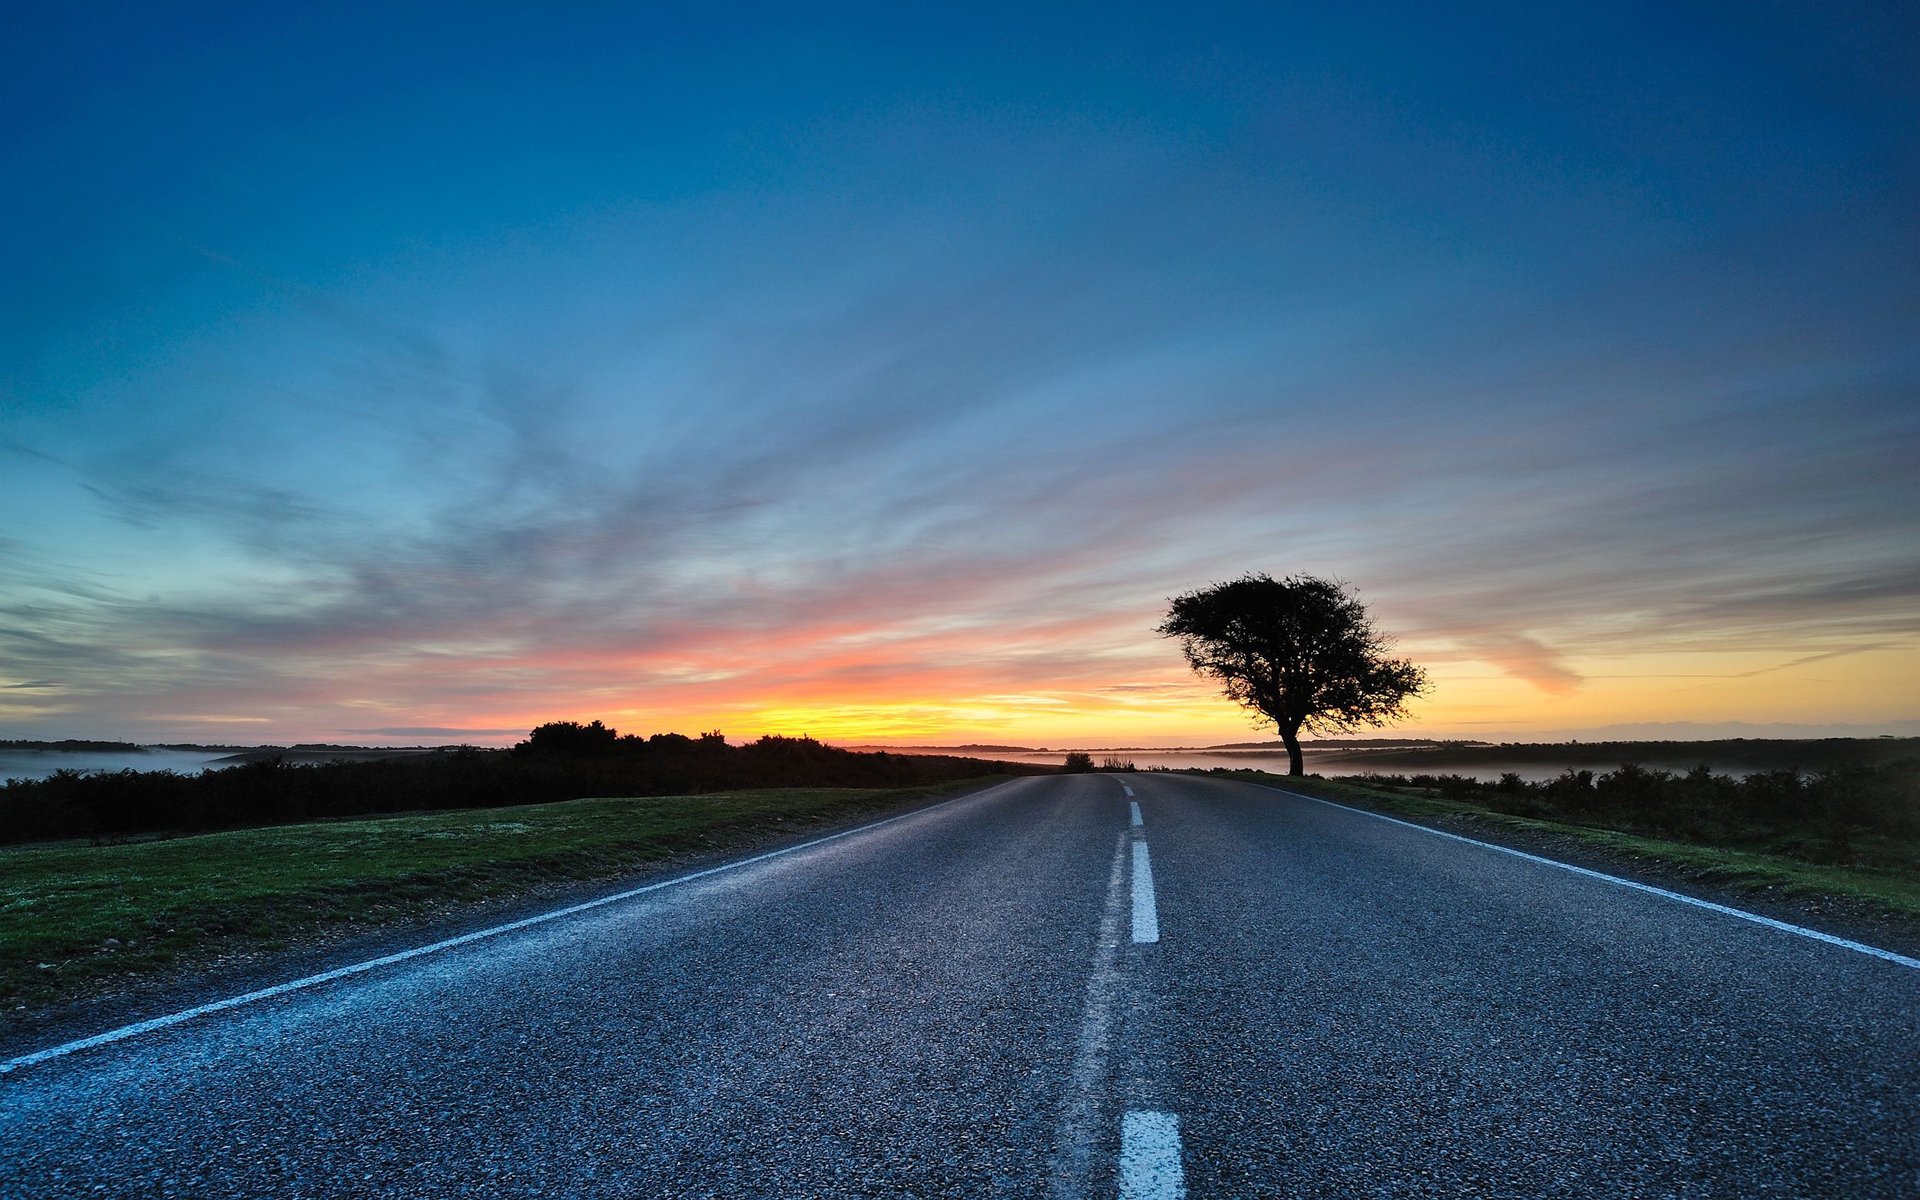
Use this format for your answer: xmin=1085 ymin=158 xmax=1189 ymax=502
xmin=0 ymin=748 xmax=236 ymax=784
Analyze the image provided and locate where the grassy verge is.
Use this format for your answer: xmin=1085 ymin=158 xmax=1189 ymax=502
xmin=1188 ymin=770 xmax=1920 ymax=924
xmin=1 ymin=778 xmax=1002 ymax=1015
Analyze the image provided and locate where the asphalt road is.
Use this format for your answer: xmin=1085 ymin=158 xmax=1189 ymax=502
xmin=3 ymin=774 xmax=1916 ymax=1197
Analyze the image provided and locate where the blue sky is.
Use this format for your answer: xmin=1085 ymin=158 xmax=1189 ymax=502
xmin=3 ymin=2 xmax=1916 ymax=745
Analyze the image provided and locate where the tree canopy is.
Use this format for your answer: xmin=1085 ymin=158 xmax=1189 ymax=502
xmin=1158 ymin=573 xmax=1427 ymax=775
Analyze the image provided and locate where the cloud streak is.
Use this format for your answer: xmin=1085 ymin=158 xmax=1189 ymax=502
xmin=3 ymin=3 xmax=1916 ymax=742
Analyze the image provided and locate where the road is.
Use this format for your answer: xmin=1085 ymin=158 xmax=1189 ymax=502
xmin=3 ymin=774 xmax=1916 ymax=1197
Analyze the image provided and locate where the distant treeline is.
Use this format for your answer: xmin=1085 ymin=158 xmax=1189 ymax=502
xmin=0 ymin=739 xmax=149 ymax=753
xmin=1347 ymin=761 xmax=1920 ymax=868
xmin=0 ymin=721 xmax=1043 ymax=845
xmin=1316 ymin=737 xmax=1920 ymax=771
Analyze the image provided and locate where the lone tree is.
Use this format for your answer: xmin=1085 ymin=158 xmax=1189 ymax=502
xmin=1158 ymin=573 xmax=1427 ymax=776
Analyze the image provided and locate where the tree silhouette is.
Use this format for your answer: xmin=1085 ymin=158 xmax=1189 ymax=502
xmin=519 ymin=719 xmax=620 ymax=755
xmin=1158 ymin=573 xmax=1427 ymax=776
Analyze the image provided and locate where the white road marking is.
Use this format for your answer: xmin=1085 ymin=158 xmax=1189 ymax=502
xmin=1129 ymin=800 xmax=1143 ymax=828
xmin=1273 ymin=785 xmax=1920 ymax=971
xmin=1119 ymin=1110 xmax=1187 ymax=1199
xmin=1122 ymin=784 xmax=1135 ymax=796
xmin=1047 ymin=832 xmax=1132 ymax=1199
xmin=1 ymin=781 xmax=1015 ymax=1076
xmin=1131 ymin=841 xmax=1160 ymax=944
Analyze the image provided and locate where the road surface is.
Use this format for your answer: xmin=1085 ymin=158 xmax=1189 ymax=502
xmin=4 ymin=773 xmax=1916 ymax=1197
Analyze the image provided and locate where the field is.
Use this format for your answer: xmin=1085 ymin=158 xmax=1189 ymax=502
xmin=1 ymin=779 xmax=995 ymax=1018
xmin=10 ymin=734 xmax=1917 ymax=1025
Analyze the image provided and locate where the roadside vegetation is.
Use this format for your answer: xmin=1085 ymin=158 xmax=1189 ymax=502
xmin=1 ymin=778 xmax=1004 ymax=1017
xmin=1336 ymin=761 xmax=1918 ymax=867
xmin=1195 ymin=762 xmax=1920 ymax=924
xmin=1305 ymin=736 xmax=1920 ymax=775
xmin=0 ymin=722 xmax=1038 ymax=846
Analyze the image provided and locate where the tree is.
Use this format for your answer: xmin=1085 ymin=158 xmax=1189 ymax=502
xmin=517 ymin=719 xmax=620 ymax=755
xmin=1157 ymin=573 xmax=1427 ymax=776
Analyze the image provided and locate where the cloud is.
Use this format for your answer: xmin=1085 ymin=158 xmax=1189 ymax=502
xmin=338 ymin=726 xmax=528 ymax=738
xmin=80 ymin=476 xmax=335 ymax=541
xmin=1527 ymin=720 xmax=1920 ymax=742
xmin=3 ymin=8 xmax=1916 ymax=746
xmin=4 ymin=356 xmax=1914 ymax=743
xmin=1459 ymin=635 xmax=1584 ymax=695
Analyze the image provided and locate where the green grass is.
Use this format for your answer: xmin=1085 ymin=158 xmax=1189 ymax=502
xmin=1191 ymin=770 xmax=1920 ymax=923
xmin=1 ymin=779 xmax=997 ymax=1014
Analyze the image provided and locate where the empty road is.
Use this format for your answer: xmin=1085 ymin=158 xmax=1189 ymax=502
xmin=4 ymin=774 xmax=1916 ymax=1197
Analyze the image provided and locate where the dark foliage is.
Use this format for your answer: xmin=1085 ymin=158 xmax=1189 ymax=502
xmin=0 ymin=724 xmax=1045 ymax=846
xmin=1159 ymin=573 xmax=1426 ymax=775
xmin=1062 ymin=752 xmax=1096 ymax=773
xmin=1344 ymin=759 xmax=1920 ymax=868
xmin=1323 ymin=737 xmax=1920 ymax=773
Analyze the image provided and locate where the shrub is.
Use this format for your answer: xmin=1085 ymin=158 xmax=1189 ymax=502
xmin=0 ymin=724 xmax=1047 ymax=845
xmin=1327 ymin=757 xmax=1920 ymax=870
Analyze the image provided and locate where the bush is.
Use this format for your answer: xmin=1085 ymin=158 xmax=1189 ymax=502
xmin=1062 ymin=752 xmax=1095 ymax=773
xmin=0 ymin=723 xmax=1046 ymax=845
xmin=1331 ymin=758 xmax=1920 ymax=870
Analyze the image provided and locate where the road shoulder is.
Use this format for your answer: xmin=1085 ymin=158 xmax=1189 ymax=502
xmin=1 ymin=776 xmax=1019 ymax=1058
xmin=1207 ymin=771 xmax=1920 ymax=963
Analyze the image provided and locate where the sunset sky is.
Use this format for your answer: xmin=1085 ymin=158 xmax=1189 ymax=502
xmin=4 ymin=3 xmax=1916 ymax=748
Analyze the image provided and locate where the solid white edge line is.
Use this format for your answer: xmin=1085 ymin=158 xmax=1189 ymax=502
xmin=1261 ymin=783 xmax=1920 ymax=971
xmin=1119 ymin=1110 xmax=1187 ymax=1199
xmin=2 ymin=780 xmax=1013 ymax=1076
xmin=1129 ymin=800 xmax=1143 ymax=828
xmin=1131 ymin=840 xmax=1160 ymax=944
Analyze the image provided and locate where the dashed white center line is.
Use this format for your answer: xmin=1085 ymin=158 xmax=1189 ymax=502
xmin=1119 ymin=1110 xmax=1187 ymax=1199
xmin=1129 ymin=800 xmax=1143 ymax=827
xmin=1130 ymin=841 xmax=1160 ymax=943
xmin=1046 ymin=833 xmax=1132 ymax=1198
xmin=1122 ymin=784 xmax=1135 ymax=796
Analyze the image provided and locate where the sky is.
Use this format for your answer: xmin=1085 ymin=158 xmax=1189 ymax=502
xmin=2 ymin=2 xmax=1917 ymax=748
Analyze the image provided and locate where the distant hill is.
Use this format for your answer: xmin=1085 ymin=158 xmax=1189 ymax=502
xmin=211 ymin=746 xmax=456 ymax=766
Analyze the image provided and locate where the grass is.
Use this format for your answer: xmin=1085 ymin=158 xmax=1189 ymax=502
xmin=1189 ymin=770 xmax=1920 ymax=924
xmin=1 ymin=778 xmax=999 ymax=1015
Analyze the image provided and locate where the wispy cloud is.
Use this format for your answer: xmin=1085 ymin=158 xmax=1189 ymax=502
xmin=339 ymin=727 xmax=528 ymax=739
xmin=3 ymin=4 xmax=1916 ymax=742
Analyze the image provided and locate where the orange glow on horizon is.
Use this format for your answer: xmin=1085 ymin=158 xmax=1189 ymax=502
xmin=294 ymin=637 xmax=1920 ymax=749
xmin=20 ymin=594 xmax=1908 ymax=747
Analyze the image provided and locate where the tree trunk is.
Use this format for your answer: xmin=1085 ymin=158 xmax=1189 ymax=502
xmin=1278 ymin=722 xmax=1304 ymax=776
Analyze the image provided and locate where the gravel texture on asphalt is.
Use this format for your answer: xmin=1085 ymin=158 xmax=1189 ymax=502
xmin=3 ymin=773 xmax=1915 ymax=1197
